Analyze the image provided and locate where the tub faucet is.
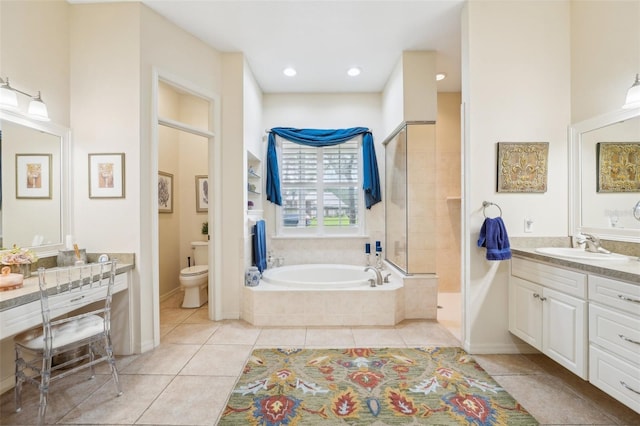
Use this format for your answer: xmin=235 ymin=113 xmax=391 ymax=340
xmin=364 ymin=266 xmax=383 ymax=286
xmin=577 ymin=233 xmax=611 ymax=254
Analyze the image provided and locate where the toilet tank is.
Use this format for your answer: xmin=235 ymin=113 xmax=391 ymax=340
xmin=191 ymin=241 xmax=209 ymax=266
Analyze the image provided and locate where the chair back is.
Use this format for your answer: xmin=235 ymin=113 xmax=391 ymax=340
xmin=37 ymin=261 xmax=117 ymax=357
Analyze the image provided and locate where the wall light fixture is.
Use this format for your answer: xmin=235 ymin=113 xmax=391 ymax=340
xmin=623 ymin=73 xmax=640 ymax=109
xmin=0 ymin=77 xmax=49 ymax=121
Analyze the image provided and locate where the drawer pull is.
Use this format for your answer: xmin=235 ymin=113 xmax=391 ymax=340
xmin=620 ymin=381 xmax=640 ymax=395
xmin=533 ymin=293 xmax=540 ymax=299
xmin=539 ymin=296 xmax=547 ymax=302
xmin=618 ymin=295 xmax=640 ymax=304
xmin=618 ymin=334 xmax=640 ymax=346
xmin=70 ymin=295 xmax=85 ymax=303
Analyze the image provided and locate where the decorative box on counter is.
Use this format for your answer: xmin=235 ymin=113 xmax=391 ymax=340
xmin=57 ymin=249 xmax=87 ymax=267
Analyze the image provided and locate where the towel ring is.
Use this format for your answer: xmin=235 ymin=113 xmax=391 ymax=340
xmin=482 ymin=201 xmax=502 ymax=218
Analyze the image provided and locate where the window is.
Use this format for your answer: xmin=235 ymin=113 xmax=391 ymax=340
xmin=278 ymin=136 xmax=363 ymax=235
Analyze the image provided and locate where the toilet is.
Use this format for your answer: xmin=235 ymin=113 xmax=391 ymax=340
xmin=179 ymin=241 xmax=209 ymax=308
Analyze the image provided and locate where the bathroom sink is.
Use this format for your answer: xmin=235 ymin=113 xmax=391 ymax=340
xmin=535 ymin=247 xmax=628 ymax=261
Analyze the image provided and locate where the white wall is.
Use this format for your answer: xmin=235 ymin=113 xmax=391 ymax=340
xmin=0 ymin=0 xmax=71 ymax=394
xmin=570 ymin=1 xmax=640 ymax=123
xmin=221 ymin=53 xmax=245 ymax=319
xmin=140 ymin=5 xmax=225 ymax=331
xmin=463 ymin=0 xmax=571 ymax=353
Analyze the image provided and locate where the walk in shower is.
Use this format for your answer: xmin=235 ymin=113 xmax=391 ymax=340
xmin=384 ymin=121 xmax=437 ymax=274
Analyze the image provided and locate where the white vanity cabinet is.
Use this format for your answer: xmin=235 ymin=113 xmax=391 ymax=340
xmin=588 ymin=275 xmax=640 ymax=413
xmin=509 ymin=257 xmax=588 ymax=378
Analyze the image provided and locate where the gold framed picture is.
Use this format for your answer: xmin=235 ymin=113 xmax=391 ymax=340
xmin=158 ymin=171 xmax=173 ymax=213
xmin=195 ymin=175 xmax=208 ymax=212
xmin=89 ymin=153 xmax=125 ymax=198
xmin=497 ymin=142 xmax=549 ymax=193
xmin=596 ymin=142 xmax=640 ymax=192
xmin=15 ymin=154 xmax=52 ymax=199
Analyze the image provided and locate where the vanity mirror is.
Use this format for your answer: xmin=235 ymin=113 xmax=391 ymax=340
xmin=570 ymin=107 xmax=640 ymax=242
xmin=0 ymin=110 xmax=70 ymax=256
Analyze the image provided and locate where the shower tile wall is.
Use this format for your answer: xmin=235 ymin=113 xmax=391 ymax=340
xmin=435 ymin=93 xmax=462 ymax=293
xmin=268 ymin=237 xmax=374 ymax=267
xmin=407 ymin=123 xmax=437 ymax=273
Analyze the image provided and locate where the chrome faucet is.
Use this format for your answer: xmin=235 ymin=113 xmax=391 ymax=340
xmin=577 ymin=233 xmax=611 ymax=254
xmin=364 ymin=266 xmax=383 ymax=286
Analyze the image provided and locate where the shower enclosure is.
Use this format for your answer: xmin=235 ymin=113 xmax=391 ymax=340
xmin=383 ymin=121 xmax=436 ymax=274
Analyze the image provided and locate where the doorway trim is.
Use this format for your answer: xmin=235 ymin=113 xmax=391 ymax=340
xmin=151 ymin=68 xmax=223 ymax=346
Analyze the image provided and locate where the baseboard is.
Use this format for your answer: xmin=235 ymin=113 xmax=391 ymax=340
xmin=139 ymin=338 xmax=156 ymax=353
xmin=1 ymin=375 xmax=14 ymax=395
xmin=160 ymin=287 xmax=181 ymax=303
xmin=462 ymin=340 xmax=538 ymax=355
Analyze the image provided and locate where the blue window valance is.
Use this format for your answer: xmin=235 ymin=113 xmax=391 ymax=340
xmin=266 ymin=127 xmax=381 ymax=209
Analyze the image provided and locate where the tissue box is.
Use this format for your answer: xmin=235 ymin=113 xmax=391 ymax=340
xmin=57 ymin=249 xmax=87 ymax=267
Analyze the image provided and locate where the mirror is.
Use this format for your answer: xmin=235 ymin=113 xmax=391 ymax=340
xmin=570 ymin=107 xmax=640 ymax=242
xmin=0 ymin=110 xmax=70 ymax=256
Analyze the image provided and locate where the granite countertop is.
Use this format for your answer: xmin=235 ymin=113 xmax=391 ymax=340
xmin=511 ymin=247 xmax=640 ymax=284
xmin=0 ymin=253 xmax=135 ymax=311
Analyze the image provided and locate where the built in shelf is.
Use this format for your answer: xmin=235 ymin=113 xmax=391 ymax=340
xmin=248 ymin=172 xmax=261 ymax=179
xmin=248 ymin=190 xmax=261 ymax=195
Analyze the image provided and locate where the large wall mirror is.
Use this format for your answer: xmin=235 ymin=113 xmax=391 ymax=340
xmin=570 ymin=107 xmax=640 ymax=243
xmin=0 ymin=110 xmax=70 ymax=256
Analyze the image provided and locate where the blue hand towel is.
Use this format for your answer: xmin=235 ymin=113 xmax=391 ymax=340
xmin=253 ymin=220 xmax=268 ymax=273
xmin=477 ymin=217 xmax=512 ymax=261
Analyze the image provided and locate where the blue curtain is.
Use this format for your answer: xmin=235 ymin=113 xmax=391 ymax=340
xmin=265 ymin=127 xmax=381 ymax=209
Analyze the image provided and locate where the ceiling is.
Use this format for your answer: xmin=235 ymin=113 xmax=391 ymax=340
xmin=140 ymin=0 xmax=465 ymax=94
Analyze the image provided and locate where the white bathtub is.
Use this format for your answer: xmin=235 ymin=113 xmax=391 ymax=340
xmin=241 ymin=263 xmax=442 ymax=327
xmin=261 ymin=264 xmax=374 ymax=289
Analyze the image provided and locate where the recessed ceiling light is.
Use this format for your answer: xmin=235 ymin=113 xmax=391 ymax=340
xmin=283 ymin=67 xmax=297 ymax=77
xmin=436 ymin=73 xmax=447 ymax=81
xmin=347 ymin=67 xmax=361 ymax=77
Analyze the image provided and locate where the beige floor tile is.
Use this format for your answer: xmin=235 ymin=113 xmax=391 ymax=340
xmin=163 ymin=323 xmax=220 ymax=344
xmin=120 ymin=343 xmax=200 ymax=375
xmin=58 ymin=374 xmax=173 ymax=424
xmin=159 ymin=322 xmax=178 ymax=338
xmin=3 ymin=310 xmax=634 ymax=426
xmin=351 ymin=327 xmax=407 ymax=347
xmin=0 ymin=372 xmax=111 ymax=425
xmin=160 ymin=307 xmax=194 ymax=325
xmin=395 ymin=320 xmax=461 ymax=346
xmin=254 ymin=327 xmax=307 ymax=347
xmin=180 ymin=344 xmax=253 ymax=376
xmin=494 ymin=373 xmax=619 ymax=425
xmin=183 ymin=306 xmax=215 ymax=323
xmin=136 ymin=375 xmax=237 ymax=425
xmin=206 ymin=320 xmax=261 ymax=345
xmin=305 ymin=327 xmax=355 ymax=347
xmin=473 ymin=353 xmax=547 ymax=376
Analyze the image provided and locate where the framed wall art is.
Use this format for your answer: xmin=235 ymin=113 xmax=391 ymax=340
xmin=158 ymin=171 xmax=173 ymax=213
xmin=15 ymin=154 xmax=52 ymax=199
xmin=596 ymin=142 xmax=640 ymax=192
xmin=195 ymin=175 xmax=208 ymax=212
xmin=89 ymin=153 xmax=125 ymax=198
xmin=496 ymin=142 xmax=549 ymax=193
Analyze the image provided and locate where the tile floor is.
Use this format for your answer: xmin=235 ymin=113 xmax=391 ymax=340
xmin=1 ymin=293 xmax=639 ymax=425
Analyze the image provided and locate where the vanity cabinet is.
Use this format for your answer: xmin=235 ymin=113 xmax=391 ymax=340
xmin=588 ymin=275 xmax=640 ymax=413
xmin=509 ymin=257 xmax=588 ymax=378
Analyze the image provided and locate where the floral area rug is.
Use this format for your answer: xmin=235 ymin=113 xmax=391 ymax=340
xmin=220 ymin=347 xmax=538 ymax=425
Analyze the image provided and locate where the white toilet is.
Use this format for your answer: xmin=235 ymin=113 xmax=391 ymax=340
xmin=179 ymin=241 xmax=209 ymax=308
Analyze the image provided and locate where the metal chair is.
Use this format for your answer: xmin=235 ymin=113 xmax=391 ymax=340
xmin=13 ymin=260 xmax=123 ymax=425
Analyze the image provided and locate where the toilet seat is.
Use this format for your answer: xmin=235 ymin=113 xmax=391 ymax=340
xmin=180 ymin=265 xmax=208 ymax=277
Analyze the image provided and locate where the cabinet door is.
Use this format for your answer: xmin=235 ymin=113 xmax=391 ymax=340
xmin=542 ymin=287 xmax=588 ymax=379
xmin=509 ymin=276 xmax=543 ymax=350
